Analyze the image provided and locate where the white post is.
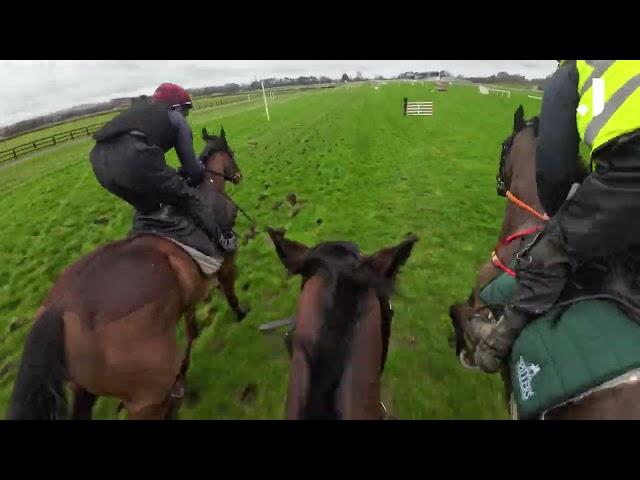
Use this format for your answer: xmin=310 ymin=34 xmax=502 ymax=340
xmin=247 ymin=94 xmax=250 ymax=101
xmin=261 ymin=80 xmax=270 ymax=121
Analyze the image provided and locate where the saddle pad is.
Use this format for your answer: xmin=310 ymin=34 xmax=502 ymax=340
xmin=479 ymin=272 xmax=640 ymax=419
xmin=165 ymin=237 xmax=224 ymax=277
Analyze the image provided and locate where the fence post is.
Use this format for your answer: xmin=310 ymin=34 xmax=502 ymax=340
xmin=403 ymin=97 xmax=408 ymax=116
xmin=12 ymin=148 xmax=16 ymax=159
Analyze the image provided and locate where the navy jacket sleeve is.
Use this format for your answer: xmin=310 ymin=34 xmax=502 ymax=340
xmin=168 ymin=109 xmax=204 ymax=184
xmin=536 ymin=60 xmax=581 ymax=216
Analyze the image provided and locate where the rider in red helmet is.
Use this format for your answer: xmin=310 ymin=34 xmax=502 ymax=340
xmin=152 ymin=82 xmax=194 ymax=109
xmin=89 ymin=82 xmax=236 ymax=255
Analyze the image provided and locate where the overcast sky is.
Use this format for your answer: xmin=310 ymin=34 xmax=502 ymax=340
xmin=0 ymin=60 xmax=556 ymax=127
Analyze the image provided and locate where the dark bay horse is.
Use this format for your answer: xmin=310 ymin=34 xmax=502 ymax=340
xmin=449 ymin=105 xmax=640 ymax=419
xmin=267 ymin=227 xmax=417 ymax=420
xmin=7 ymin=126 xmax=245 ymax=420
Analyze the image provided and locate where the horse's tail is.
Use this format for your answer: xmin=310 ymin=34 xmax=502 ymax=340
xmin=6 ymin=308 xmax=67 ymax=420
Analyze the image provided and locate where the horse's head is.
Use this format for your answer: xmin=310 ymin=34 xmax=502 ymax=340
xmin=198 ymin=125 xmax=242 ymax=185
xmin=496 ymin=105 xmax=540 ymax=197
xmin=267 ymin=227 xmax=417 ymax=419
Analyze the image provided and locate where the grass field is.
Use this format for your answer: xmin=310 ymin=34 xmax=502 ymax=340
xmin=0 ymin=81 xmax=543 ymax=419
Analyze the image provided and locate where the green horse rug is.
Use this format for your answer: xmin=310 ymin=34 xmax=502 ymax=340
xmin=480 ymin=268 xmax=640 ymax=419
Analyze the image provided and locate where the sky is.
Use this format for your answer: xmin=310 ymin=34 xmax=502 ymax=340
xmin=0 ymin=60 xmax=557 ymax=127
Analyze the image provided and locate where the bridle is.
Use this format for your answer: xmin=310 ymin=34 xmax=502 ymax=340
xmin=201 ymin=147 xmax=256 ymax=226
xmin=204 ymin=168 xmax=241 ymax=185
xmin=491 ymin=120 xmax=549 ymax=277
xmin=496 ymin=132 xmax=515 ymax=198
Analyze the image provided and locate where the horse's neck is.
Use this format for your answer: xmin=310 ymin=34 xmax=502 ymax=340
xmin=499 ymin=157 xmax=546 ymax=238
xmin=498 ymin=202 xmax=541 ymax=239
xmin=201 ymin=158 xmax=226 ymax=194
xmin=335 ymin=291 xmax=383 ymax=419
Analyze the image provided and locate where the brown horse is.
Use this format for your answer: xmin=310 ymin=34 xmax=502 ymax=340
xmin=267 ymin=227 xmax=417 ymax=420
xmin=7 ymin=126 xmax=245 ymax=420
xmin=449 ymin=105 xmax=640 ymax=419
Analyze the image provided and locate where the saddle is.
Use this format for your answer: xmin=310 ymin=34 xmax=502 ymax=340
xmin=482 ymin=245 xmax=640 ymax=326
xmin=131 ymin=205 xmax=225 ymax=277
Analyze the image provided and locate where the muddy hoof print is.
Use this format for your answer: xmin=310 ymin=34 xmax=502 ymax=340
xmin=288 ymin=206 xmax=302 ymax=218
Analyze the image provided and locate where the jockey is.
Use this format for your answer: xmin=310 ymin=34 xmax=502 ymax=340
xmin=89 ymin=82 xmax=236 ymax=254
xmin=473 ymin=60 xmax=640 ymax=372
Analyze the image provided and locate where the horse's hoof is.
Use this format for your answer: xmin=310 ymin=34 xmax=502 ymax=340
xmin=235 ymin=306 xmax=250 ymax=322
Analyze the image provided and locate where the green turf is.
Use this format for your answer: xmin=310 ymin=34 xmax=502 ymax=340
xmin=0 ymin=82 xmax=544 ymax=419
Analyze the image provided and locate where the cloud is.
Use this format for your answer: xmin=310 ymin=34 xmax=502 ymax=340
xmin=0 ymin=60 xmax=556 ymax=127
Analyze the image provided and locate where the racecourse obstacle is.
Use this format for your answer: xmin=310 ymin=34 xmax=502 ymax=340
xmin=403 ymin=97 xmax=433 ymax=116
xmin=477 ymin=85 xmax=511 ymax=98
xmin=490 ymin=88 xmax=511 ymax=98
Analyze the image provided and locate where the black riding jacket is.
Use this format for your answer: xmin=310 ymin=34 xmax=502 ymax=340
xmin=535 ymin=60 xmax=581 ymax=216
xmin=93 ymin=101 xmax=204 ymax=184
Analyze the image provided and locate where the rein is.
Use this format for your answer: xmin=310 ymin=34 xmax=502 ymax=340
xmin=205 ymin=168 xmax=236 ymax=184
xmin=379 ymin=400 xmax=389 ymax=420
xmin=506 ymin=190 xmax=549 ymax=222
xmin=491 ymin=191 xmax=548 ymax=277
xmin=204 ymin=168 xmax=256 ymax=226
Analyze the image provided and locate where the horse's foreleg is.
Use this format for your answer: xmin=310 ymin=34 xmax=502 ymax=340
xmin=71 ymin=386 xmax=97 ymax=420
xmin=217 ymin=256 xmax=248 ymax=321
xmin=178 ymin=308 xmax=198 ymax=380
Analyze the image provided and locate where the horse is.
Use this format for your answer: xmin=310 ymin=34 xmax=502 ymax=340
xmin=7 ymin=125 xmax=245 ymax=420
xmin=267 ymin=227 xmax=417 ymax=420
xmin=448 ymin=105 xmax=640 ymax=419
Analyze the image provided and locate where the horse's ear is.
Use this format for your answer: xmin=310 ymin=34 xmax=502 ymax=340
xmin=220 ymin=125 xmax=226 ymax=138
xmin=267 ymin=227 xmax=308 ymax=274
xmin=202 ymin=126 xmax=209 ymax=140
xmin=364 ymin=235 xmax=418 ymax=281
xmin=532 ymin=116 xmax=540 ymax=134
xmin=513 ymin=105 xmax=525 ymax=132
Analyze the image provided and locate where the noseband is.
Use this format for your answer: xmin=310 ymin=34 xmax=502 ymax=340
xmin=204 ymin=168 xmax=241 ymax=184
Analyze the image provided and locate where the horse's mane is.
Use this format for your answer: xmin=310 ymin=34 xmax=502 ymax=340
xmin=520 ymin=116 xmax=540 ymax=137
xmin=514 ymin=115 xmax=589 ymax=182
xmin=296 ymin=241 xmax=393 ymax=419
xmin=525 ymin=115 xmax=540 ymax=138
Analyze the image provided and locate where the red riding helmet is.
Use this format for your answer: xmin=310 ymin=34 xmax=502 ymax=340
xmin=152 ymin=82 xmax=193 ymax=110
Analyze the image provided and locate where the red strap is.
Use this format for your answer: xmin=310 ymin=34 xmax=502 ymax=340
xmin=489 ymin=191 xmax=548 ymax=279
xmin=491 ymin=250 xmax=516 ymax=277
xmin=502 ymin=225 xmax=544 ymax=245
xmin=506 ymin=191 xmax=549 ymax=221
